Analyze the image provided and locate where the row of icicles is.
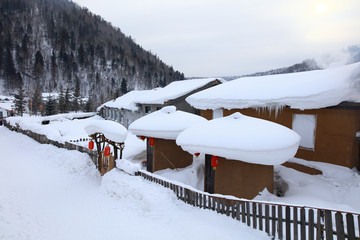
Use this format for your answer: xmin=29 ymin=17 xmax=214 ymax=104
xmin=138 ymin=136 xmax=219 ymax=170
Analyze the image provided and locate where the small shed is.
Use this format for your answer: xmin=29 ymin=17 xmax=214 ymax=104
xmin=129 ymin=106 xmax=207 ymax=173
xmin=84 ymin=119 xmax=127 ymax=175
xmin=176 ymin=112 xmax=300 ymax=199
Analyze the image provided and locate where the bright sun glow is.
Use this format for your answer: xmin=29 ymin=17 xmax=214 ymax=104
xmin=315 ymin=2 xmax=329 ymax=15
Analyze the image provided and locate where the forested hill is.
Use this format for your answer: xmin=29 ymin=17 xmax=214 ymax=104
xmin=0 ymin=0 xmax=184 ymax=103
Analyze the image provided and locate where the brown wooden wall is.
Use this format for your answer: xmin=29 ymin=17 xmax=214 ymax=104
xmin=152 ymin=138 xmax=193 ymax=172
xmin=214 ymin=157 xmax=274 ymax=199
xmin=201 ymin=107 xmax=360 ymax=169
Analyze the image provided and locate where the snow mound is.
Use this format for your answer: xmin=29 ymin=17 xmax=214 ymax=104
xmin=186 ymin=62 xmax=360 ymax=110
xmin=84 ymin=119 xmax=127 ymax=142
xmin=176 ymin=112 xmax=300 ymax=165
xmin=129 ymin=106 xmax=207 ymax=140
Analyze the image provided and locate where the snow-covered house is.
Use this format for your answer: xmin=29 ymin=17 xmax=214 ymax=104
xmin=135 ymin=78 xmax=223 ymax=115
xmin=176 ymin=112 xmax=300 ymax=199
xmin=98 ymin=78 xmax=222 ymax=128
xmin=186 ymin=63 xmax=360 ymax=170
xmin=129 ymin=106 xmax=207 ymax=173
xmin=0 ymin=96 xmax=14 ymax=123
xmin=98 ymin=90 xmax=152 ymax=128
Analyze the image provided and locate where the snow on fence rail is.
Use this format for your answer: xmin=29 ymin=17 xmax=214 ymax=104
xmin=136 ymin=171 xmax=360 ymax=240
xmin=4 ymin=121 xmax=98 ymax=165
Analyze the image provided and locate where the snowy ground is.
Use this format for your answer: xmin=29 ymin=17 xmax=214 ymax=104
xmin=0 ymin=126 xmax=269 ymax=240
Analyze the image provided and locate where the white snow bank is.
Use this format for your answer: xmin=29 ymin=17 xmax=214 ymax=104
xmin=136 ymin=78 xmax=222 ymax=105
xmin=6 ymin=114 xmax=99 ymax=144
xmin=97 ymin=90 xmax=152 ymax=112
xmin=84 ymin=119 xmax=127 ymax=142
xmin=177 ymin=112 xmax=300 ymax=165
xmin=129 ymin=106 xmax=207 ymax=140
xmin=186 ymin=62 xmax=360 ymax=110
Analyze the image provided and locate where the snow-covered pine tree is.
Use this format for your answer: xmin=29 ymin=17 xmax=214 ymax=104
xmin=14 ymin=86 xmax=25 ymax=116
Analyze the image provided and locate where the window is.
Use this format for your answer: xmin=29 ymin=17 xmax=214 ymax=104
xmin=120 ymin=112 xmax=124 ymax=124
xmin=292 ymin=114 xmax=316 ymax=150
xmin=115 ymin=111 xmax=119 ymax=122
xmin=127 ymin=119 xmax=130 ymax=128
xmin=145 ymin=106 xmax=151 ymax=114
xmin=213 ymin=108 xmax=223 ymax=119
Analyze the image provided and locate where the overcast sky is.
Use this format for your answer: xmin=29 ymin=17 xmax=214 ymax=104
xmin=72 ymin=0 xmax=360 ymax=77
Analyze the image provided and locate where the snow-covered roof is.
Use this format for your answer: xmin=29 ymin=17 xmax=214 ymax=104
xmin=84 ymin=119 xmax=127 ymax=143
xmin=97 ymin=90 xmax=152 ymax=112
xmin=186 ymin=63 xmax=360 ymax=110
xmin=0 ymin=101 xmax=14 ymax=111
xmin=128 ymin=106 xmax=207 ymax=140
xmin=176 ymin=112 xmax=300 ymax=165
xmin=136 ymin=78 xmax=222 ymax=105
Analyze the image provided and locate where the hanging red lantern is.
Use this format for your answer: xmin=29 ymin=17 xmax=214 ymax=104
xmin=211 ymin=156 xmax=219 ymax=170
xmin=104 ymin=145 xmax=111 ymax=156
xmin=194 ymin=153 xmax=200 ymax=157
xmin=88 ymin=140 xmax=94 ymax=150
xmin=140 ymin=136 xmax=146 ymax=141
xmin=149 ymin=137 xmax=155 ymax=147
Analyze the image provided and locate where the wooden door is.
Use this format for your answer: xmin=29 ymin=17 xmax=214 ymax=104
xmin=147 ymin=138 xmax=153 ymax=172
xmin=205 ymin=154 xmax=215 ymax=194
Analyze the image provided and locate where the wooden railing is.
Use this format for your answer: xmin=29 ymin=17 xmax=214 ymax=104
xmin=136 ymin=171 xmax=360 ymax=240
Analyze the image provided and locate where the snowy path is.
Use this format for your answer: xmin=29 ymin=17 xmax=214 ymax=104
xmin=0 ymin=127 xmax=269 ymax=240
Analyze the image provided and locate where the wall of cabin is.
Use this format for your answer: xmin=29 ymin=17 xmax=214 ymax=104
xmin=213 ymin=157 xmax=274 ymax=199
xmin=152 ymin=138 xmax=193 ymax=172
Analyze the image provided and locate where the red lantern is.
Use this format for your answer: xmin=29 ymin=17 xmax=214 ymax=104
xmin=211 ymin=156 xmax=219 ymax=170
xmin=104 ymin=145 xmax=111 ymax=156
xmin=194 ymin=153 xmax=200 ymax=157
xmin=88 ymin=140 xmax=94 ymax=150
xmin=149 ymin=137 xmax=155 ymax=147
xmin=140 ymin=136 xmax=146 ymax=141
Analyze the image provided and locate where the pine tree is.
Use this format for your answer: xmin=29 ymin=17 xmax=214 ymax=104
xmin=45 ymin=96 xmax=57 ymax=116
xmin=33 ymin=50 xmax=44 ymax=81
xmin=84 ymin=94 xmax=93 ymax=112
xmin=14 ymin=86 xmax=25 ymax=116
xmin=121 ymin=78 xmax=127 ymax=95
xmin=64 ymin=87 xmax=71 ymax=113
xmin=31 ymin=85 xmax=42 ymax=115
xmin=72 ymin=78 xmax=80 ymax=112
xmin=58 ymin=86 xmax=66 ymax=113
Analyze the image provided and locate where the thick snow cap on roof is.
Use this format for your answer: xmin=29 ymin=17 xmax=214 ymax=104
xmin=136 ymin=78 xmax=222 ymax=105
xmin=84 ymin=119 xmax=127 ymax=143
xmin=97 ymin=90 xmax=152 ymax=112
xmin=176 ymin=112 xmax=300 ymax=165
xmin=186 ymin=63 xmax=360 ymax=110
xmin=128 ymin=106 xmax=207 ymax=140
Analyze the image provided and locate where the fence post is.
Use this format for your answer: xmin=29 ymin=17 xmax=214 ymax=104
xmin=335 ymin=212 xmax=345 ymax=240
xmin=300 ymin=208 xmax=306 ymax=240
xmin=316 ymin=209 xmax=324 ymax=240
xmin=286 ymin=206 xmax=291 ymax=240
xmin=324 ymin=210 xmax=333 ymax=240
xmin=346 ymin=213 xmax=356 ymax=240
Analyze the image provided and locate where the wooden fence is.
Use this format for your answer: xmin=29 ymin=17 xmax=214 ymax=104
xmin=136 ymin=171 xmax=360 ymax=240
xmin=4 ymin=121 xmax=98 ymax=165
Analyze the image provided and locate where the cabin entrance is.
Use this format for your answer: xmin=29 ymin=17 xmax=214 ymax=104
xmin=146 ymin=138 xmax=153 ymax=172
xmin=88 ymin=133 xmax=124 ymax=175
xmin=205 ymin=154 xmax=215 ymax=194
